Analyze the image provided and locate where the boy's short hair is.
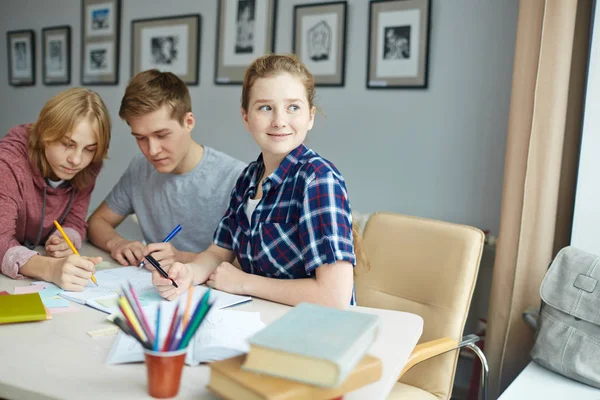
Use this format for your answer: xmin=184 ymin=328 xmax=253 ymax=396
xmin=119 ymin=69 xmax=192 ymax=125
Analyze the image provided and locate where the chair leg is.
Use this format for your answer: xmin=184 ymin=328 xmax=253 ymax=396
xmin=464 ymin=341 xmax=489 ymax=400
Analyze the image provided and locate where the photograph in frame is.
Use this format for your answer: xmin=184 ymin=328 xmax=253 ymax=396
xmin=293 ymin=1 xmax=347 ymax=87
xmin=215 ymin=0 xmax=277 ymax=85
xmin=81 ymin=0 xmax=120 ymax=85
xmin=131 ymin=14 xmax=201 ymax=85
xmin=367 ymin=0 xmax=431 ymax=89
xmin=7 ymin=29 xmax=35 ymax=86
xmin=42 ymin=26 xmax=71 ymax=85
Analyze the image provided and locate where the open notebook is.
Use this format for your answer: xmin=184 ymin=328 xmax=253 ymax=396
xmin=106 ymin=290 xmax=265 ymax=366
xmin=58 ymin=267 xmax=251 ymax=314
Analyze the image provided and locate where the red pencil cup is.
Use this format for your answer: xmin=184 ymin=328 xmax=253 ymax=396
xmin=144 ymin=348 xmax=188 ymax=398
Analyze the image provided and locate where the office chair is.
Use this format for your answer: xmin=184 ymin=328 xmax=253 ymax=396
xmin=355 ymin=212 xmax=488 ymax=400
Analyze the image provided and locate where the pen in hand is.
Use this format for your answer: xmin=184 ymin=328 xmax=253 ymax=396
xmin=139 ymin=224 xmax=182 ymax=268
xmin=145 ymin=254 xmax=178 ymax=288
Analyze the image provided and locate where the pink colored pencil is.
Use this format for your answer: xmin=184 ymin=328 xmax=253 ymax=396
xmin=128 ymin=282 xmax=154 ymax=343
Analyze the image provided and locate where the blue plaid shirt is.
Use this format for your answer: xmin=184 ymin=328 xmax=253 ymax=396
xmin=213 ymin=144 xmax=356 ymax=299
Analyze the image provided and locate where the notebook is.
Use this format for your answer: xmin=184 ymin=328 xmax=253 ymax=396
xmin=57 ymin=267 xmax=251 ymax=314
xmin=243 ymin=302 xmax=380 ymax=387
xmin=106 ymin=289 xmax=265 ymax=366
xmin=0 ymin=293 xmax=50 ymax=324
xmin=208 ymin=354 xmax=382 ymax=400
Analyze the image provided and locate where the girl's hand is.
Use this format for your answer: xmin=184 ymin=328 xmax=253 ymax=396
xmin=45 ymin=235 xmax=74 ymax=258
xmin=51 ymin=255 xmax=102 ymax=291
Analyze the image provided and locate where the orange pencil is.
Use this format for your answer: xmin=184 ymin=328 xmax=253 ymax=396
xmin=182 ymin=286 xmax=194 ymax=330
xmin=53 ymin=220 xmax=98 ymax=286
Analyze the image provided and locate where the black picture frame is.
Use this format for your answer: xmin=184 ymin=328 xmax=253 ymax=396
xmin=42 ymin=26 xmax=71 ymax=85
xmin=81 ymin=0 xmax=121 ymax=85
xmin=7 ymin=29 xmax=35 ymax=86
xmin=367 ymin=0 xmax=431 ymax=89
xmin=214 ymin=0 xmax=278 ymax=85
xmin=293 ymin=1 xmax=347 ymax=87
xmin=131 ymin=14 xmax=202 ymax=85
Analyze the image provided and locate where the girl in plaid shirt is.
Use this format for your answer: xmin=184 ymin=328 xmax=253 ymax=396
xmin=153 ymin=54 xmax=364 ymax=308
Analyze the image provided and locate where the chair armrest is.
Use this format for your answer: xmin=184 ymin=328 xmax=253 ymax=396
xmin=400 ymin=337 xmax=458 ymax=376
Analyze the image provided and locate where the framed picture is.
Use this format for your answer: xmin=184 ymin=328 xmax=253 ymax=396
xmin=215 ymin=0 xmax=278 ymax=85
xmin=293 ymin=1 xmax=347 ymax=87
xmin=367 ymin=0 xmax=431 ymax=89
xmin=81 ymin=0 xmax=121 ymax=85
xmin=131 ymin=14 xmax=201 ymax=85
xmin=42 ymin=26 xmax=71 ymax=85
xmin=6 ymin=29 xmax=35 ymax=86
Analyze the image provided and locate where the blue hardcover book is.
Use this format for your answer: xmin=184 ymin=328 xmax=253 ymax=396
xmin=242 ymin=302 xmax=380 ymax=387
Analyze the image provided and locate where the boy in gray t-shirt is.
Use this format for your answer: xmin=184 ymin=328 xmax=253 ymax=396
xmin=87 ymin=70 xmax=246 ymax=267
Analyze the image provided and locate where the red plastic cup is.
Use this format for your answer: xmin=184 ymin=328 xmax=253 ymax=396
xmin=144 ymin=348 xmax=187 ymax=398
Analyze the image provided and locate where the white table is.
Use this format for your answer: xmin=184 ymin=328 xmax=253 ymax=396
xmin=0 ymin=243 xmax=423 ymax=400
xmin=499 ymin=361 xmax=600 ymax=399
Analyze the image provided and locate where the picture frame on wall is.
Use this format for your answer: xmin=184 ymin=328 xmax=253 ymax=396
xmin=131 ymin=14 xmax=201 ymax=85
xmin=81 ymin=0 xmax=121 ymax=85
xmin=293 ymin=1 xmax=347 ymax=87
xmin=7 ymin=29 xmax=35 ymax=86
xmin=367 ymin=0 xmax=431 ymax=89
xmin=215 ymin=0 xmax=278 ymax=85
xmin=42 ymin=26 xmax=71 ymax=85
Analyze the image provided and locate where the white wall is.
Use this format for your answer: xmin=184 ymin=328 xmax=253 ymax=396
xmin=0 ymin=0 xmax=519 ymax=235
xmin=572 ymin=1 xmax=600 ymax=254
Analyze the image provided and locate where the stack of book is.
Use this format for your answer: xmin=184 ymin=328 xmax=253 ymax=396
xmin=207 ymin=302 xmax=382 ymax=400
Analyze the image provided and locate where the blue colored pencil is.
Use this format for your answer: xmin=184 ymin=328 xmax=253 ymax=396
xmin=154 ymin=305 xmax=161 ymax=351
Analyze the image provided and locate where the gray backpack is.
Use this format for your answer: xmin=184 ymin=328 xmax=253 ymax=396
xmin=531 ymin=246 xmax=600 ymax=388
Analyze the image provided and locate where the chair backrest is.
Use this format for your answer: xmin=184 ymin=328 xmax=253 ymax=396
xmin=355 ymin=212 xmax=484 ymax=399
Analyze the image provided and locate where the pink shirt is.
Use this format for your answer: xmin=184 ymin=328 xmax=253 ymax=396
xmin=0 ymin=124 xmax=102 ymax=279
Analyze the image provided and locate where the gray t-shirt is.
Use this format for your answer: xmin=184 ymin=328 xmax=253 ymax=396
xmin=105 ymin=147 xmax=246 ymax=252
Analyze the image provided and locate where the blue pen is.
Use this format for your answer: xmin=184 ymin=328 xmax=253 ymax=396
xmin=139 ymin=224 xmax=182 ymax=268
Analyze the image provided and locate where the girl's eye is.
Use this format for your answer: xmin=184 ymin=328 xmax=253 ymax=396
xmin=259 ymin=105 xmax=272 ymax=111
xmin=63 ymin=142 xmax=74 ymax=148
xmin=85 ymin=147 xmax=96 ymax=153
xmin=289 ymin=104 xmax=300 ymax=112
xmin=135 ymin=136 xmax=146 ymax=141
xmin=158 ymin=133 xmax=170 ymax=139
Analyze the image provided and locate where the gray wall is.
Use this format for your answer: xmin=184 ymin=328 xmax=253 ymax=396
xmin=0 ymin=0 xmax=518 ymax=235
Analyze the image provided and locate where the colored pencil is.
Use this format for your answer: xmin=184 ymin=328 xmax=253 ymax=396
xmin=53 ymin=220 xmax=97 ymax=286
xmin=154 ymin=305 xmax=161 ymax=351
xmin=182 ymin=286 xmax=194 ymax=330
xmin=128 ymin=282 xmax=155 ymax=343
xmin=161 ymin=304 xmax=180 ymax=352
xmin=118 ymin=297 xmax=147 ymax=342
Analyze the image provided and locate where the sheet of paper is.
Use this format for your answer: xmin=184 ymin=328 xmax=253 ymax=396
xmin=14 ymin=285 xmax=44 ymax=294
xmin=21 ymin=282 xmax=70 ymax=308
xmin=49 ymin=303 xmax=79 ymax=314
xmin=43 ymin=296 xmax=70 ymax=308
xmin=59 ymin=267 xmax=156 ymax=310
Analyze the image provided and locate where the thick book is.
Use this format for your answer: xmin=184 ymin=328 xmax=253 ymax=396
xmin=0 ymin=293 xmax=49 ymax=324
xmin=243 ymin=303 xmax=380 ymax=387
xmin=208 ymin=354 xmax=382 ymax=400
